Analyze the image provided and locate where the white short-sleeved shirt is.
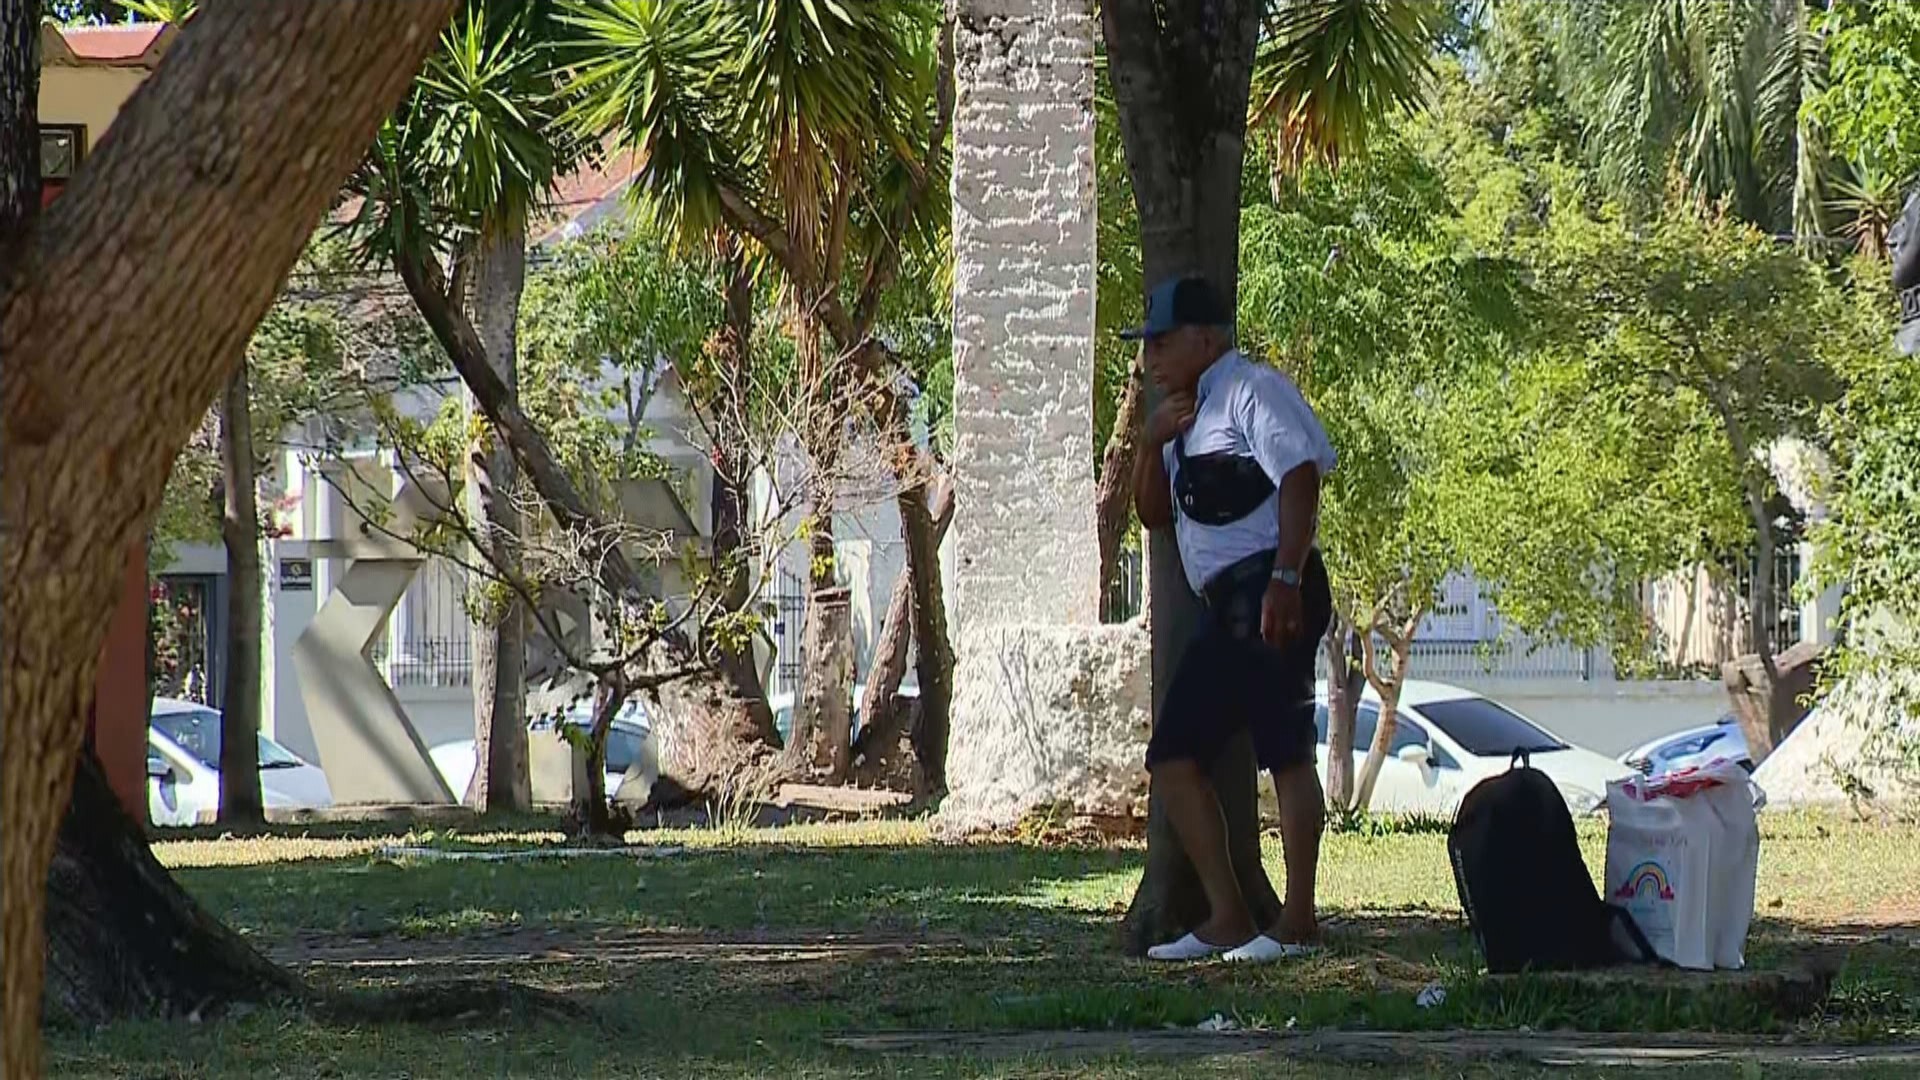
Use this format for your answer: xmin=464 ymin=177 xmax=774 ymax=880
xmin=1161 ymin=349 xmax=1337 ymax=594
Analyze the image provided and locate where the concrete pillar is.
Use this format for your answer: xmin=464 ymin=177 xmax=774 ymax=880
xmin=949 ymin=0 xmax=1099 ymax=628
xmin=942 ymin=0 xmax=1152 ymax=830
xmin=383 ymin=450 xmax=411 ymax=682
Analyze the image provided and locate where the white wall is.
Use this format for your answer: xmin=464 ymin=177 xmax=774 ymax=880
xmin=1451 ymin=678 xmax=1729 ymax=758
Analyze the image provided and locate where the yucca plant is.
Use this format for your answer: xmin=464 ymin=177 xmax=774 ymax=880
xmin=1251 ymin=0 xmax=1441 ymax=183
xmin=562 ymin=0 xmax=954 ymax=788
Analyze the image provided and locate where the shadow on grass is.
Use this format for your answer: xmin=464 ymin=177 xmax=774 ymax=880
xmin=178 ymin=842 xmax=1144 ymax=944
xmin=48 ymin=896 xmax=1920 ymax=1080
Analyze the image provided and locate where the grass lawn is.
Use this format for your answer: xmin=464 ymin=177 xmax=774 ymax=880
xmin=44 ymin=811 xmax=1920 ymax=1078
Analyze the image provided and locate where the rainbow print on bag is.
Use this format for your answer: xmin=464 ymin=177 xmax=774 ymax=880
xmin=1614 ymin=860 xmax=1676 ymax=901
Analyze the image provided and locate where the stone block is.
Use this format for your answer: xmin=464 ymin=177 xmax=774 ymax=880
xmin=940 ymin=621 xmax=1152 ymax=830
xmin=528 ymin=727 xmax=588 ymax=806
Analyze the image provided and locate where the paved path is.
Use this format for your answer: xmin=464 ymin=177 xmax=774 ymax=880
xmin=834 ymin=1029 xmax=1920 ymax=1069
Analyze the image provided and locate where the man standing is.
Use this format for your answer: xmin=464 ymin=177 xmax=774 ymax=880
xmin=1127 ymin=275 xmax=1336 ymax=963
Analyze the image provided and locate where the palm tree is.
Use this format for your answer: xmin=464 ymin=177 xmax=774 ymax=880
xmin=347 ymin=0 xmax=571 ymax=814
xmin=562 ymin=0 xmax=956 ymax=788
xmin=1542 ymin=0 xmax=1830 ymax=239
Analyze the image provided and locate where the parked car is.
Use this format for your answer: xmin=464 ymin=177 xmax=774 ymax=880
xmin=1620 ymin=713 xmax=1756 ymax=778
xmin=429 ymin=697 xmax=654 ymax=802
xmin=768 ymin=683 xmax=918 ymax=745
xmin=1312 ymin=680 xmax=1632 ymax=816
xmin=147 ymin=697 xmax=334 ymax=827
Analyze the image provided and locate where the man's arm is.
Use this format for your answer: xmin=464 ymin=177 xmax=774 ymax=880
xmin=1273 ymin=462 xmax=1320 ymax=578
xmin=1134 ymin=438 xmax=1174 ymax=530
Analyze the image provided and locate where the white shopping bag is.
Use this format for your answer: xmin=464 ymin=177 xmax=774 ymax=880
xmin=1604 ymin=758 xmax=1761 ymax=971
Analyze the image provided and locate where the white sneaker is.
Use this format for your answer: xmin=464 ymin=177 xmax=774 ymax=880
xmin=1146 ymin=932 xmax=1238 ymax=962
xmin=1222 ymin=935 xmax=1321 ymax=964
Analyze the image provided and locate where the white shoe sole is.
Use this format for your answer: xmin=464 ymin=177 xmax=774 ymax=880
xmin=1146 ymin=932 xmax=1241 ymax=962
xmin=1222 ymin=935 xmax=1321 ymax=964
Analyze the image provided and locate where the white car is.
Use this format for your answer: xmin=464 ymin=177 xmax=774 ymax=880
xmin=429 ymin=698 xmax=653 ymax=803
xmin=1313 ymin=680 xmax=1632 ymax=816
xmin=147 ymin=697 xmax=334 ymax=827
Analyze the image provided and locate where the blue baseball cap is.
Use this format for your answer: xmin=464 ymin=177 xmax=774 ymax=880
xmin=1119 ymin=275 xmax=1233 ymax=340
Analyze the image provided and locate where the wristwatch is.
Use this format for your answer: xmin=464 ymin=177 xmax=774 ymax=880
xmin=1270 ymin=563 xmax=1302 ymax=588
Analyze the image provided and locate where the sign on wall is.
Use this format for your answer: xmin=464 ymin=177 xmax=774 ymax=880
xmin=279 ymin=558 xmax=314 ymax=592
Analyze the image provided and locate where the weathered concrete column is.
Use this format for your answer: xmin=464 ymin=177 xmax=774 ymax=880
xmin=943 ymin=0 xmax=1150 ymax=828
xmin=949 ymin=0 xmax=1099 ymax=627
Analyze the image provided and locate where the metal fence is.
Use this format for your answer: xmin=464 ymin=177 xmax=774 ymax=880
xmin=1108 ymin=546 xmax=1145 ymax=622
xmin=767 ymin=569 xmax=810 ymax=699
xmin=369 ymin=637 xmax=473 ymax=688
xmin=1396 ymin=636 xmax=1601 ymax=682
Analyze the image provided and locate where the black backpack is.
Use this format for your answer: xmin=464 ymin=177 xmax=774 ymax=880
xmin=1448 ymin=751 xmax=1657 ymax=974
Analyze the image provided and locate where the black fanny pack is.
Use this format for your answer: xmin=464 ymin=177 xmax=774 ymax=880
xmin=1173 ymin=435 xmax=1275 ymax=526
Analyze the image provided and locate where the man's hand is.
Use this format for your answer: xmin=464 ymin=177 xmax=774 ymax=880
xmin=1145 ymin=391 xmax=1196 ymax=445
xmin=1261 ymin=580 xmax=1304 ymax=647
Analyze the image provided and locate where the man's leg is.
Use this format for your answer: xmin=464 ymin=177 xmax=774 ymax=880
xmin=1150 ymin=758 xmax=1258 ymax=944
xmin=1269 ymin=761 xmax=1324 ymax=943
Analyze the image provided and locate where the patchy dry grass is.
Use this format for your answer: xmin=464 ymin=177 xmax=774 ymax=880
xmin=45 ymin=810 xmax=1920 ymax=1078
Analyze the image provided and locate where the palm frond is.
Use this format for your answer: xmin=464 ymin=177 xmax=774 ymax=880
xmin=1829 ymin=157 xmax=1907 ymax=260
xmin=1251 ymin=0 xmax=1442 ymax=178
xmin=560 ymin=0 xmax=745 ymax=246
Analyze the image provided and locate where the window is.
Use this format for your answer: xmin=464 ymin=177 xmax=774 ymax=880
xmin=151 ymin=706 xmax=306 ymax=771
xmin=40 ymin=126 xmax=84 ymax=180
xmin=1318 ymin=704 xmax=1458 ymax=768
xmin=1316 ymin=703 xmax=1378 ymax=747
xmin=1418 ymin=697 xmax=1567 ymax=758
xmin=603 ymin=723 xmax=645 ymax=777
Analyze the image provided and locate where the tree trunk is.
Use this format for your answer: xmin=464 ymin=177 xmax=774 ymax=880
xmin=899 ymin=477 xmax=956 ymax=797
xmin=628 ymin=244 xmax=778 ymax=798
xmin=466 ymin=219 xmax=531 ymax=815
xmin=854 ymin=477 xmax=955 ymax=791
xmin=1323 ymin=619 xmax=1363 ymax=811
xmin=1707 ymin=386 xmax=1781 ymax=679
xmin=45 ymin=751 xmax=304 ymax=1028
xmin=216 ymin=363 xmax=264 ymax=825
xmin=1748 ymin=495 xmax=1778 ymax=664
xmin=1102 ymin=0 xmax=1267 ymax=956
xmin=396 ymin=233 xmax=771 ymax=801
xmin=702 ymin=244 xmax=778 ymax=748
xmin=1097 ymin=361 xmax=1144 ymax=623
xmin=792 ymin=586 xmax=856 ymax=782
xmin=787 ymin=507 xmax=856 ymax=781
xmin=2 ymin=5 xmax=455 ymax=1072
xmin=1352 ymin=635 xmax=1414 ymax=813
xmin=0 ymin=0 xmax=37 ymax=256
xmin=574 ymin=677 xmax=631 ymax=837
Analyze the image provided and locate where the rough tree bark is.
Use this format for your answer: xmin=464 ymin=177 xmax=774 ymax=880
xmin=44 ymin=752 xmax=303 ymax=1028
xmin=1102 ymin=0 xmax=1272 ymax=955
xmin=466 ymin=219 xmax=532 ymax=814
xmin=216 ymin=362 xmax=264 ymax=825
xmin=702 ymin=245 xmax=779 ymax=748
xmin=899 ymin=477 xmax=956 ymax=795
xmin=1097 ymin=360 xmax=1145 ymax=623
xmin=1322 ymin=619 xmax=1364 ymax=810
xmin=0 ymin=0 xmax=35 ymax=259
xmin=854 ymin=476 xmax=955 ymax=792
xmin=786 ymin=510 xmax=857 ymax=782
xmin=2 ymin=4 xmax=457 ymax=1072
